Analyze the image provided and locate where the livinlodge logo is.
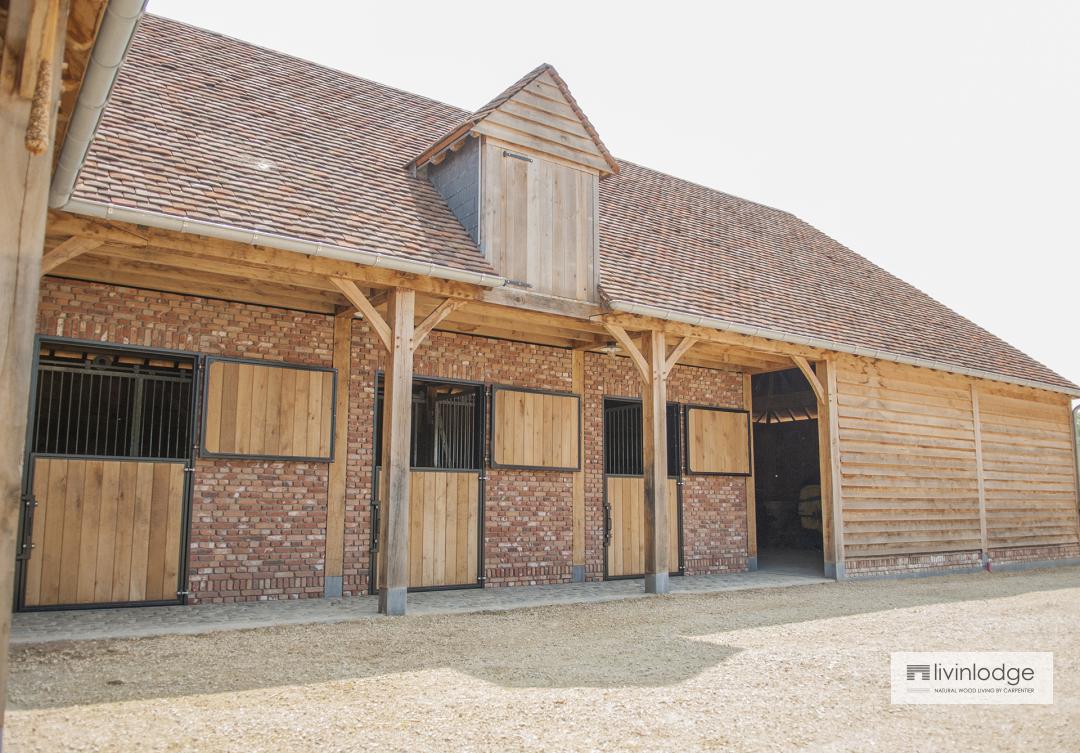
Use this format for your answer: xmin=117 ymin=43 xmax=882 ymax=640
xmin=891 ymin=652 xmax=1053 ymax=705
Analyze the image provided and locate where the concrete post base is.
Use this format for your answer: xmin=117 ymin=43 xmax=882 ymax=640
xmin=378 ymin=586 xmax=407 ymax=615
xmin=323 ymin=576 xmax=343 ymax=598
xmin=645 ymin=572 xmax=669 ymax=594
xmin=571 ymin=565 xmax=585 ymax=583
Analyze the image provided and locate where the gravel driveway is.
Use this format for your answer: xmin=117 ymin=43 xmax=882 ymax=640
xmin=8 ymin=566 xmax=1079 ymax=752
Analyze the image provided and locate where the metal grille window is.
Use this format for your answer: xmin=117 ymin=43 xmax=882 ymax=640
xmin=376 ymin=378 xmax=483 ymax=470
xmin=604 ymin=399 xmax=679 ymax=476
xmin=32 ymin=344 xmax=194 ymax=460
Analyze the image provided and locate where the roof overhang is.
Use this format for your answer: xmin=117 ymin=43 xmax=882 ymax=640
xmin=605 ymin=298 xmax=1080 ymax=397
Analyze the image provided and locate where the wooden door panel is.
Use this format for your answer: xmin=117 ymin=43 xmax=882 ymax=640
xmin=381 ymin=469 xmax=480 ymax=589
xmin=24 ymin=458 xmax=185 ymax=607
xmin=606 ymin=477 xmax=679 ymax=577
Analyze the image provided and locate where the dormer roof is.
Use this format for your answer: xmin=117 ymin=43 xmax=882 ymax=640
xmin=409 ymin=63 xmax=619 ymax=176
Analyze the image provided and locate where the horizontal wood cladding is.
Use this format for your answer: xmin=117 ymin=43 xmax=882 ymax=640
xmin=472 ymin=70 xmax=611 ymax=173
xmin=406 ymin=471 xmax=480 ymax=588
xmin=834 ymin=360 xmax=983 ymax=557
xmin=25 ymin=458 xmax=185 ymax=607
xmin=977 ymin=390 xmax=1080 ymax=548
xmin=480 ymin=139 xmax=599 ymax=301
xmin=606 ymin=477 xmax=679 ymax=576
xmin=833 ymin=357 xmax=1080 ymax=560
xmin=686 ymin=407 xmax=751 ymax=475
xmin=203 ymin=359 xmax=335 ymax=460
xmin=492 ymin=387 xmax=580 ymax=469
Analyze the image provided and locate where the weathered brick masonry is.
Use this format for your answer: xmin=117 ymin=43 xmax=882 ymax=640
xmin=38 ymin=279 xmax=752 ymax=602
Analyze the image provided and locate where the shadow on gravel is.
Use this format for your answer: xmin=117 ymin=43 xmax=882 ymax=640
xmin=9 ymin=566 xmax=1079 ymax=709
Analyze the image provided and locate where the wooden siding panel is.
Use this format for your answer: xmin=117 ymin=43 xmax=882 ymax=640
xmin=203 ymin=360 xmax=334 ymax=460
xmin=978 ymin=390 xmax=1080 ymax=549
xmin=493 ymin=388 xmax=579 ymax=468
xmin=834 ymin=360 xmax=982 ymax=558
xmin=24 ymin=459 xmax=185 ymax=607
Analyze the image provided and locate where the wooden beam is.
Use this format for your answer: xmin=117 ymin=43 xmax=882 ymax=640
xmin=377 ymin=289 xmax=416 ymax=615
xmin=792 ymin=355 xmax=825 ymax=404
xmin=970 ymin=384 xmax=989 ymax=568
xmin=571 ymin=350 xmax=586 ymax=580
xmin=603 ymin=323 xmax=649 ymax=384
xmin=641 ymin=330 xmax=670 ymax=594
xmin=40 ymin=235 xmax=100 ymax=274
xmin=662 ymin=336 xmax=697 ymax=379
xmin=1 ymin=0 xmax=70 ymax=744
xmin=815 ymin=359 xmax=845 ymax=579
xmin=412 ymin=298 xmax=467 ymax=352
xmin=330 ymin=277 xmax=391 ymax=351
xmin=744 ymin=374 xmax=758 ymax=569
xmin=595 ymin=312 xmax=824 ymax=361
xmin=48 ymin=212 xmax=485 ymax=300
xmin=324 ymin=313 xmax=351 ymax=594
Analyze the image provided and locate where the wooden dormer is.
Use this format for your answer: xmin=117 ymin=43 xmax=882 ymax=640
xmin=411 ymin=65 xmax=618 ymax=302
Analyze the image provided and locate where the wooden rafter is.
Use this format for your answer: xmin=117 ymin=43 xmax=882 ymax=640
xmin=792 ymin=355 xmax=825 ymax=405
xmin=603 ymin=323 xmax=650 ymax=384
xmin=40 ymin=236 xmax=101 ymax=274
xmin=412 ymin=298 xmax=467 ymax=352
xmin=330 ymin=277 xmax=391 ymax=351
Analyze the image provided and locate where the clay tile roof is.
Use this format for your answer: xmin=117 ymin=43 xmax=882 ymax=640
xmin=72 ymin=14 xmax=494 ymax=276
xmin=70 ymin=14 xmax=1077 ymax=393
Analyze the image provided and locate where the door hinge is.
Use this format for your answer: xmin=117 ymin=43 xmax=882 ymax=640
xmin=183 ymin=466 xmax=196 ymax=473
xmin=177 ymin=590 xmax=190 ymax=597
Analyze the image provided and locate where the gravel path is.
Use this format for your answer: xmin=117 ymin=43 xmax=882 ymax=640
xmin=8 ymin=566 xmax=1080 ymax=752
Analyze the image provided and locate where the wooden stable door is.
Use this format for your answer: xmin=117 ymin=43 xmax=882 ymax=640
xmin=408 ymin=471 xmax=480 ymax=588
xmin=606 ymin=477 xmax=680 ymax=577
xmin=23 ymin=458 xmax=187 ymax=607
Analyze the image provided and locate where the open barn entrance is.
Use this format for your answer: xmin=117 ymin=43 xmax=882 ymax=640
xmin=372 ymin=377 xmax=485 ymax=592
xmin=751 ymin=369 xmax=824 ymax=575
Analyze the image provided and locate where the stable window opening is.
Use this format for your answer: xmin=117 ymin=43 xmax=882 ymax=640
xmin=603 ymin=398 xmax=679 ymax=476
xmin=375 ymin=378 xmax=484 ymax=471
xmin=32 ymin=343 xmax=195 ymax=460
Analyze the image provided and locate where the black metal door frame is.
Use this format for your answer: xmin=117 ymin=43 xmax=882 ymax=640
xmin=601 ymin=396 xmax=684 ymax=580
xmin=368 ymin=373 xmax=486 ymax=594
xmin=16 ymin=336 xmax=200 ymax=612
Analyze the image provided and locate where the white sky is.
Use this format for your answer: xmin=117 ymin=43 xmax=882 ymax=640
xmin=150 ymin=0 xmax=1080 ymax=389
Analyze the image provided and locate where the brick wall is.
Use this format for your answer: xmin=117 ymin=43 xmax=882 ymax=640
xmin=38 ymin=278 xmax=334 ymax=604
xmin=36 ymin=278 xmax=754 ymax=603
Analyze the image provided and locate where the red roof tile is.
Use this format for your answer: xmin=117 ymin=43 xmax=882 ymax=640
xmin=70 ymin=14 xmax=1076 ymax=392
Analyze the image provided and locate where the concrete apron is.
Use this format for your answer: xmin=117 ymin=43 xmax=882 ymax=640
xmin=12 ymin=567 xmax=830 ymax=646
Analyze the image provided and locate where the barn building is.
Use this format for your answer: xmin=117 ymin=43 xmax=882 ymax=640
xmin=18 ymin=13 xmax=1079 ymax=615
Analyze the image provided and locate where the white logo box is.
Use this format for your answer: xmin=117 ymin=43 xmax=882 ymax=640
xmin=891 ymin=652 xmax=1053 ymax=705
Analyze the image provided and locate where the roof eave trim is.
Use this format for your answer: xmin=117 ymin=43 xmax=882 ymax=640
xmin=606 ymin=299 xmax=1080 ymax=398
xmin=60 ymin=199 xmax=506 ymax=288
xmin=49 ymin=0 xmax=147 ymax=209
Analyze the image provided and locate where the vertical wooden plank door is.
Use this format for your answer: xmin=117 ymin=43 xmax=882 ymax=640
xmin=375 ymin=468 xmax=482 ymax=590
xmin=23 ymin=458 xmax=187 ymax=608
xmin=605 ymin=477 xmax=680 ymax=578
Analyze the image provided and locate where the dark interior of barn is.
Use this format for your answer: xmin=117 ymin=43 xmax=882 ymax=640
xmin=751 ymin=368 xmax=824 ymax=573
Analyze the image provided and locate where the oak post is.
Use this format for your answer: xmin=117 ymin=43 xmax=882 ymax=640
xmin=1 ymin=0 xmax=69 ymax=742
xmin=377 ymin=288 xmax=415 ymax=614
xmin=641 ymin=330 xmax=669 ymax=594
